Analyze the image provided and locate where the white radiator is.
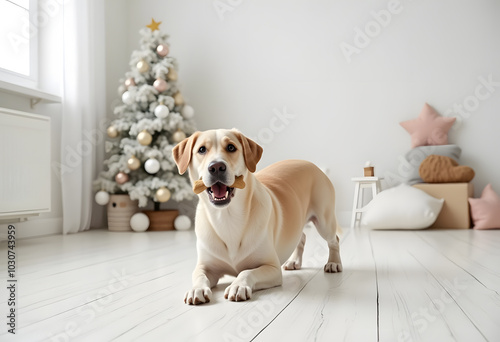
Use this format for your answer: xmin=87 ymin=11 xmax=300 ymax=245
xmin=0 ymin=107 xmax=51 ymax=222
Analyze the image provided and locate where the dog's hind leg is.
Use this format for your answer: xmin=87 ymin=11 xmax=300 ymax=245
xmin=324 ymin=235 xmax=342 ymax=273
xmin=283 ymin=232 xmax=306 ymax=270
xmin=314 ymin=215 xmax=343 ymax=273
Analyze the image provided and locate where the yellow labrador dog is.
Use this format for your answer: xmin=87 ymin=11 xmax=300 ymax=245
xmin=173 ymin=129 xmax=342 ymax=305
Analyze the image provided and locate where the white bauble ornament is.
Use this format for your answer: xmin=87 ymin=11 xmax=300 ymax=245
xmin=181 ymin=105 xmax=195 ymax=119
xmin=154 ymin=104 xmax=169 ymax=119
xmin=174 ymin=215 xmax=192 ymax=231
xmin=137 ymin=130 xmax=153 ymax=146
xmin=127 ymin=155 xmax=141 ymax=170
xmin=95 ymin=191 xmax=110 ymax=206
xmin=144 ymin=158 xmax=160 ymax=174
xmin=172 ymin=130 xmax=186 ymax=143
xmin=130 ymin=213 xmax=150 ymax=232
xmin=155 ymin=187 xmax=171 ymax=202
xmin=122 ymin=91 xmax=134 ymax=105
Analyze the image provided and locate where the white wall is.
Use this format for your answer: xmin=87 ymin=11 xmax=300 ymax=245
xmin=105 ymin=0 xmax=500 ymax=225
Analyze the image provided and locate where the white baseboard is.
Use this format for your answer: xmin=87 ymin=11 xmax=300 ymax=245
xmin=0 ymin=211 xmax=350 ymax=241
xmin=0 ymin=217 xmax=62 ymax=241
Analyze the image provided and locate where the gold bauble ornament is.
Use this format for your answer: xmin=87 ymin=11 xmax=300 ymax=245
xmin=156 ymin=187 xmax=171 ymax=203
xmin=127 ymin=155 xmax=141 ymax=170
xmin=137 ymin=59 xmax=149 ymax=73
xmin=115 ymin=172 xmax=129 ymax=185
xmin=172 ymin=130 xmax=187 ymax=143
xmin=167 ymin=68 xmax=178 ymax=81
xmin=137 ymin=130 xmax=153 ymax=146
xmin=173 ymin=92 xmax=184 ymax=106
xmin=107 ymin=126 xmax=118 ymax=138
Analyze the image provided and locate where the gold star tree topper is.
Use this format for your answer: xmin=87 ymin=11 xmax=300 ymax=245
xmin=147 ymin=18 xmax=161 ymax=31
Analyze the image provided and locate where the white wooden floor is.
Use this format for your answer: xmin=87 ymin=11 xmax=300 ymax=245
xmin=1 ymin=226 xmax=500 ymax=342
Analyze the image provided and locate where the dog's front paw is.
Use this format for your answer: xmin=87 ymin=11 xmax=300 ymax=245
xmin=224 ymin=284 xmax=252 ymax=302
xmin=184 ymin=287 xmax=212 ymax=305
xmin=283 ymin=260 xmax=302 ymax=270
xmin=324 ymin=262 xmax=343 ymax=273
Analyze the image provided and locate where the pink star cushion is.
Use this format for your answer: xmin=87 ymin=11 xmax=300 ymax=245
xmin=400 ymin=103 xmax=456 ymax=148
xmin=469 ymin=184 xmax=500 ymax=229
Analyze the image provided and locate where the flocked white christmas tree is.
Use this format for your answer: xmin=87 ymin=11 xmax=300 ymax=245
xmin=94 ymin=19 xmax=196 ymax=209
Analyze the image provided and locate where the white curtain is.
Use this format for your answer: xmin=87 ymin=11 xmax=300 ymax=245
xmin=61 ymin=0 xmax=106 ymax=234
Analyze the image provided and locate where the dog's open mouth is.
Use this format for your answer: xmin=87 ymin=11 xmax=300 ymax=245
xmin=207 ymin=182 xmax=235 ymax=206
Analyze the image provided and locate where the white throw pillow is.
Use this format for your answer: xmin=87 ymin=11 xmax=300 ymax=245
xmin=361 ymin=184 xmax=444 ymax=229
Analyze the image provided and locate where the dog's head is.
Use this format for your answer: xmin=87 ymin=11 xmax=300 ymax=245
xmin=172 ymin=129 xmax=263 ymax=208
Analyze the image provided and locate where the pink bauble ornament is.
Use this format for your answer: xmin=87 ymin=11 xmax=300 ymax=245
xmin=115 ymin=172 xmax=129 ymax=184
xmin=124 ymin=78 xmax=135 ymax=88
xmin=153 ymin=78 xmax=169 ymax=93
xmin=156 ymin=44 xmax=169 ymax=57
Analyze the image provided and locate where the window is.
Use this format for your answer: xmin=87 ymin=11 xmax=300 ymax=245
xmin=0 ymin=0 xmax=37 ymax=87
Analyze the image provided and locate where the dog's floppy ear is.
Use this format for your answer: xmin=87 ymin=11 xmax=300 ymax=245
xmin=233 ymin=131 xmax=263 ymax=173
xmin=172 ymin=132 xmax=200 ymax=175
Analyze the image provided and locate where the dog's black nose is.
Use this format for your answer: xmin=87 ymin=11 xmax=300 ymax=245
xmin=208 ymin=161 xmax=226 ymax=176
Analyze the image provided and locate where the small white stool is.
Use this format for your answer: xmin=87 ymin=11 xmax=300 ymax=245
xmin=351 ymin=177 xmax=383 ymax=228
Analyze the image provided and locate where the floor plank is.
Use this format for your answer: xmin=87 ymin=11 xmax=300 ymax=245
xmin=254 ymin=228 xmax=378 ymax=342
xmin=1 ymin=227 xmax=500 ymax=341
xmin=371 ymin=231 xmax=488 ymax=342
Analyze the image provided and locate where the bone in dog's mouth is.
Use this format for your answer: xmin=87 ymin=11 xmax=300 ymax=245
xmin=207 ymin=182 xmax=235 ymax=205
